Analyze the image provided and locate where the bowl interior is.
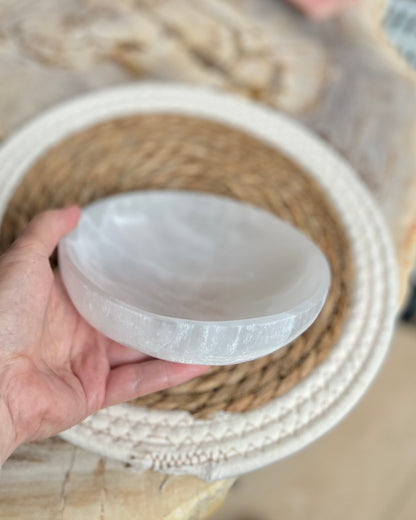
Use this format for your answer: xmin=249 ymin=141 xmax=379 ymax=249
xmin=63 ymin=190 xmax=330 ymax=322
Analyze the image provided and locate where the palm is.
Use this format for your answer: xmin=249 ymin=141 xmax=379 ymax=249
xmin=0 ymin=207 xmax=206 ymax=451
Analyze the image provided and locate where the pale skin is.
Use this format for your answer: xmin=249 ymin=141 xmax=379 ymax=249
xmin=289 ymin=0 xmax=359 ymax=19
xmin=0 ymin=207 xmax=208 ymax=465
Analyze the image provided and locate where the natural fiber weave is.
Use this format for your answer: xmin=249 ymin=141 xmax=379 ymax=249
xmin=0 ymin=114 xmax=351 ymax=417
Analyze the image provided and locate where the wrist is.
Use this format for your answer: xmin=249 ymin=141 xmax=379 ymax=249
xmin=0 ymin=396 xmax=17 ymax=466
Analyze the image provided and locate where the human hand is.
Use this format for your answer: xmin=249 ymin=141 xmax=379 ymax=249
xmin=0 ymin=207 xmax=208 ymax=464
xmin=288 ymin=0 xmax=360 ymax=19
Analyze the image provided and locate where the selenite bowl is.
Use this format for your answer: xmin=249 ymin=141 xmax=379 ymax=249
xmin=58 ymin=190 xmax=330 ymax=365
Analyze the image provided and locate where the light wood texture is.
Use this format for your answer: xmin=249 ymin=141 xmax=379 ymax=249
xmin=0 ymin=441 xmax=233 ymax=520
xmin=211 ymin=324 xmax=416 ymax=519
xmin=0 ymin=0 xmax=414 ymax=518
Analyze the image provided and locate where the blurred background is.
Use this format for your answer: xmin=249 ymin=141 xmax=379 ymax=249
xmin=214 ymin=4 xmax=416 ymax=517
xmin=212 ymin=4 xmax=416 ymax=515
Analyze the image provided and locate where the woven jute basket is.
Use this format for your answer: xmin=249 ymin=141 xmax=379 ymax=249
xmin=0 ymin=85 xmax=397 ymax=480
xmin=0 ymin=113 xmax=351 ymax=417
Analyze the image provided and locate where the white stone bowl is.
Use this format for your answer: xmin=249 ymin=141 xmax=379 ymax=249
xmin=58 ymin=190 xmax=330 ymax=365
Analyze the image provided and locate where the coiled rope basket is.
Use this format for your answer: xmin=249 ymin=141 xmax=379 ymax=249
xmin=0 ymin=85 xmax=397 ymax=480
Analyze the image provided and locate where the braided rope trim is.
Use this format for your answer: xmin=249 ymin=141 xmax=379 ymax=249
xmin=0 ymin=85 xmax=397 ymax=480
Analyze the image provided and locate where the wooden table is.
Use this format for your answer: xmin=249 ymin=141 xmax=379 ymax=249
xmin=1 ymin=0 xmax=415 ymax=518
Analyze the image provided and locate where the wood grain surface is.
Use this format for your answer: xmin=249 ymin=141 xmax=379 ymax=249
xmin=0 ymin=439 xmax=233 ymax=519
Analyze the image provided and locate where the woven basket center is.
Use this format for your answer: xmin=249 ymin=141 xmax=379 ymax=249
xmin=0 ymin=114 xmax=352 ymax=417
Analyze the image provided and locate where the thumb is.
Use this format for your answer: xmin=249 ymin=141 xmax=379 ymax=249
xmin=12 ymin=206 xmax=80 ymax=258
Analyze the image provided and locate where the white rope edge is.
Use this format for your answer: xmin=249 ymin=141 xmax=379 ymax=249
xmin=0 ymin=83 xmax=398 ymax=481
